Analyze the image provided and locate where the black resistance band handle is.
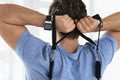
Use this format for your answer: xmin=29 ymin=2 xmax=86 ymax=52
xmin=95 ymin=61 xmax=101 ymax=79
xmin=92 ymin=14 xmax=103 ymax=29
xmin=49 ymin=61 xmax=54 ymax=79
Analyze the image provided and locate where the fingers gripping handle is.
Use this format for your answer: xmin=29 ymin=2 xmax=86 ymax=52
xmin=92 ymin=14 xmax=103 ymax=29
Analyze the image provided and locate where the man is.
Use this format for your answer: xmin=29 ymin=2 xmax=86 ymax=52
xmin=0 ymin=0 xmax=120 ymax=80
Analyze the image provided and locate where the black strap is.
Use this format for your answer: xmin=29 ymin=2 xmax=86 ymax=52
xmin=56 ymin=28 xmax=96 ymax=46
xmin=48 ymin=14 xmax=56 ymax=80
xmin=79 ymin=30 xmax=96 ymax=45
xmin=52 ymin=14 xmax=56 ymax=50
xmin=56 ymin=14 xmax=103 ymax=46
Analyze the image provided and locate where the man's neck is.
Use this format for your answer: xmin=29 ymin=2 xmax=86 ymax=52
xmin=59 ymin=38 xmax=79 ymax=53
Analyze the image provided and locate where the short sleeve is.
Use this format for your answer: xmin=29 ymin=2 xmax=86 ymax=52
xmin=98 ymin=34 xmax=117 ymax=66
xmin=15 ymin=31 xmax=51 ymax=68
xmin=85 ymin=34 xmax=117 ymax=75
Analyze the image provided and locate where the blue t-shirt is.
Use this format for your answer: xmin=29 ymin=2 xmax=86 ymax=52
xmin=16 ymin=31 xmax=117 ymax=80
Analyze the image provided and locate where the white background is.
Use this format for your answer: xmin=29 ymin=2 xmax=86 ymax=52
xmin=0 ymin=0 xmax=120 ymax=80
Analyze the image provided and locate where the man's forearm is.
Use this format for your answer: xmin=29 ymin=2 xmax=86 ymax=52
xmin=0 ymin=4 xmax=46 ymax=27
xmin=102 ymin=12 xmax=120 ymax=31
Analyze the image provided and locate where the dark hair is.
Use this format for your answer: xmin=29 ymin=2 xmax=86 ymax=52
xmin=49 ymin=0 xmax=87 ymax=39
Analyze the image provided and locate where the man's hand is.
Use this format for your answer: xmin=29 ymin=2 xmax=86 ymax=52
xmin=56 ymin=14 xmax=75 ymax=33
xmin=55 ymin=15 xmax=100 ymax=34
xmin=76 ymin=16 xmax=100 ymax=33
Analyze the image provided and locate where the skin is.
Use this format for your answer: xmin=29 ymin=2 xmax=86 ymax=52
xmin=0 ymin=4 xmax=120 ymax=53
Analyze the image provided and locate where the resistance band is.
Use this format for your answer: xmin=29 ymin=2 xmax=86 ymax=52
xmin=48 ymin=12 xmax=103 ymax=80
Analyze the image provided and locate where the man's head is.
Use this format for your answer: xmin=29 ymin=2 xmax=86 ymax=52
xmin=49 ymin=0 xmax=87 ymax=39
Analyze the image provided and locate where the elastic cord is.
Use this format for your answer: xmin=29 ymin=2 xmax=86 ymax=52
xmin=48 ymin=14 xmax=56 ymax=80
xmin=95 ymin=14 xmax=103 ymax=80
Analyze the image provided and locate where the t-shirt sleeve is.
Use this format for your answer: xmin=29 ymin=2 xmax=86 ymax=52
xmin=98 ymin=34 xmax=117 ymax=66
xmin=86 ymin=34 xmax=117 ymax=74
xmin=15 ymin=31 xmax=51 ymax=68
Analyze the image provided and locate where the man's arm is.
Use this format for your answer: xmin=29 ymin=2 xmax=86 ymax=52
xmin=76 ymin=12 xmax=120 ymax=50
xmin=0 ymin=20 xmax=26 ymax=50
xmin=102 ymin=12 xmax=120 ymax=49
xmin=0 ymin=4 xmax=46 ymax=27
xmin=0 ymin=4 xmax=46 ymax=50
xmin=0 ymin=4 xmax=75 ymax=51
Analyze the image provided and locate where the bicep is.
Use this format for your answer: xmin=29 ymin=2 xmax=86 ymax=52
xmin=0 ymin=20 xmax=27 ymax=50
xmin=105 ymin=31 xmax=120 ymax=50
